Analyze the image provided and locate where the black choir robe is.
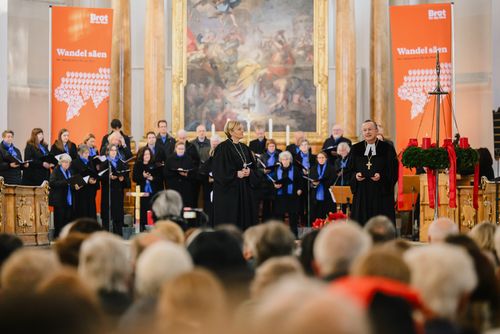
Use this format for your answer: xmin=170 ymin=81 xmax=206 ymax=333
xmin=50 ymin=142 xmax=78 ymax=160
xmin=23 ymin=143 xmax=51 ymax=186
xmin=349 ymin=140 xmax=398 ymax=225
xmin=49 ymin=166 xmax=76 ymax=238
xmin=164 ymin=154 xmax=198 ymax=208
xmin=255 ymin=150 xmax=282 ymax=222
xmin=0 ymin=142 xmax=23 ymax=185
xmin=333 ymin=156 xmax=352 ymax=186
xmin=249 ymin=138 xmax=267 ymax=155
xmin=294 ymin=152 xmax=316 ymax=224
xmin=71 ymin=157 xmax=99 ymax=219
xmin=132 ymin=161 xmax=163 ymax=230
xmin=156 ymin=134 xmax=176 ymax=159
xmin=322 ymin=135 xmax=352 ymax=165
xmin=212 ymin=139 xmax=258 ymax=230
xmin=198 ymin=156 xmax=214 ymax=225
xmin=100 ymin=159 xmax=130 ymax=236
xmin=273 ymin=165 xmax=304 ymax=237
xmin=308 ymin=162 xmax=336 ymax=220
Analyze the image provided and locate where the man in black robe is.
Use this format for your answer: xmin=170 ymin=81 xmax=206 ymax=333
xmin=349 ymin=120 xmax=398 ymax=226
xmin=249 ymin=125 xmax=267 ymax=155
xmin=322 ymin=124 xmax=352 ymax=165
xmin=212 ymin=121 xmax=258 ymax=230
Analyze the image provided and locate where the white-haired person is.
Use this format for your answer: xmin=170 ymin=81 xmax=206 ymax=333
xmin=49 ymin=153 xmax=78 ymax=238
xmin=119 ymin=241 xmax=193 ymax=332
xmin=313 ymin=222 xmax=372 ymax=281
xmin=404 ymin=244 xmax=478 ymax=331
xmin=427 ymin=217 xmax=459 ymax=243
xmin=78 ymin=232 xmax=132 ymax=323
xmin=321 ymin=123 xmax=352 ymax=165
xmin=100 ymin=143 xmax=130 ymax=236
xmin=106 ymin=131 xmax=132 ymax=161
xmin=151 ymin=189 xmax=186 ymax=229
xmin=272 ymin=151 xmax=305 ymax=238
xmin=333 ymin=141 xmax=352 ymax=186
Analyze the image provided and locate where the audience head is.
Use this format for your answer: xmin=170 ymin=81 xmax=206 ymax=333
xmin=469 ymin=221 xmax=496 ymax=253
xmin=427 ymin=217 xmax=459 ymax=243
xmin=214 ymin=224 xmax=244 ymax=250
xmin=151 ymin=190 xmax=184 ymax=223
xmin=130 ymin=232 xmax=163 ymax=264
xmin=242 ymin=225 xmax=262 ymax=262
xmin=253 ymin=221 xmax=296 ymax=267
xmin=313 ymin=222 xmax=372 ymax=278
xmin=78 ymin=232 xmax=131 ymax=294
xmin=68 ymin=217 xmax=102 ymax=235
xmin=0 ymin=248 xmax=61 ymax=294
xmin=404 ymin=244 xmax=477 ymax=319
xmin=156 ymin=269 xmax=228 ymax=334
xmin=351 ymin=247 xmax=411 ymax=284
xmin=135 ymin=241 xmax=193 ymax=298
xmin=0 ymin=233 xmax=23 ymax=268
xmin=55 ymin=232 xmax=89 ymax=267
xmin=299 ymin=229 xmax=320 ymax=276
xmin=250 ymin=256 xmax=305 ymax=299
xmin=364 ymin=215 xmax=396 ymax=244
xmin=152 ymin=220 xmax=185 ymax=245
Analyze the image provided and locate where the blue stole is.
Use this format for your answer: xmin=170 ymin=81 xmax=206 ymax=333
xmin=300 ymin=152 xmax=310 ymax=169
xmin=316 ymin=163 xmax=327 ymax=201
xmin=80 ymin=157 xmax=89 ymax=165
xmin=277 ymin=167 xmax=294 ymax=196
xmin=3 ymin=142 xmax=18 ymax=158
xmin=64 ymin=143 xmax=69 ymax=154
xmin=160 ymin=136 xmax=167 ymax=144
xmin=339 ymin=157 xmax=349 ymax=185
xmin=38 ymin=144 xmax=47 ymax=155
xmin=89 ymin=147 xmax=96 ymax=157
xmin=266 ymin=151 xmax=276 ymax=166
xmin=108 ymin=156 xmax=118 ymax=169
xmin=60 ymin=166 xmax=72 ymax=206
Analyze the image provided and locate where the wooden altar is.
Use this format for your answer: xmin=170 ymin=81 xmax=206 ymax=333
xmin=418 ymin=174 xmax=499 ymax=241
xmin=0 ymin=177 xmax=50 ymax=246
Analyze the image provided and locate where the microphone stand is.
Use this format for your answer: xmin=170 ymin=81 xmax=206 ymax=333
xmin=108 ymin=157 xmax=112 ymax=233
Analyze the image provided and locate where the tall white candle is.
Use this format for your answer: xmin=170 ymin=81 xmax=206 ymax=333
xmin=268 ymin=118 xmax=273 ymax=139
xmin=286 ymin=125 xmax=290 ymax=146
xmin=211 ymin=123 xmax=216 ymax=138
xmin=246 ymin=119 xmax=251 ymax=144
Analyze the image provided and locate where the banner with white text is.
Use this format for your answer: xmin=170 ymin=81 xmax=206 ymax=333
xmin=390 ymin=3 xmax=453 ymax=154
xmin=51 ymin=6 xmax=112 ymax=144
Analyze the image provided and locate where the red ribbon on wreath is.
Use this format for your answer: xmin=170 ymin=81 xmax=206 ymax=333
xmin=444 ymin=142 xmax=457 ymax=208
xmin=427 ymin=168 xmax=437 ymax=209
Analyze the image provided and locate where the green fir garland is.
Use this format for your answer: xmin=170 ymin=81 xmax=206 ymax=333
xmin=401 ymin=146 xmax=479 ymax=173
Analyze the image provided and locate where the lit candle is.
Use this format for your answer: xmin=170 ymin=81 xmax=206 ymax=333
xmin=268 ymin=118 xmax=273 ymax=139
xmin=459 ymin=137 xmax=470 ymax=149
xmin=286 ymin=125 xmax=290 ymax=146
xmin=211 ymin=123 xmax=215 ymax=138
xmin=247 ymin=119 xmax=251 ymax=144
xmin=421 ymin=137 xmax=431 ymax=149
xmin=442 ymin=138 xmax=452 ymax=147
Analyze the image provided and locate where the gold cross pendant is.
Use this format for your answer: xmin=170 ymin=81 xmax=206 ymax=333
xmin=366 ymin=161 xmax=372 ymax=170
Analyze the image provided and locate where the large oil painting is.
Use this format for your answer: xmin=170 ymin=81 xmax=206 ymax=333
xmin=172 ymin=0 xmax=328 ymax=142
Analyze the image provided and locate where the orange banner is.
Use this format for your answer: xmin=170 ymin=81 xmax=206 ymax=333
xmin=51 ymin=6 xmax=112 ymax=145
xmin=390 ymin=3 xmax=453 ymax=154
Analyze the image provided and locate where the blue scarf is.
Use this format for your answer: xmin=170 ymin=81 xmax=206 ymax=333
xmin=80 ymin=157 xmax=89 ymax=165
xmin=266 ymin=151 xmax=276 ymax=166
xmin=339 ymin=157 xmax=349 ymax=185
xmin=38 ymin=144 xmax=47 ymax=155
xmin=277 ymin=167 xmax=294 ymax=196
xmin=64 ymin=143 xmax=69 ymax=154
xmin=60 ymin=166 xmax=72 ymax=206
xmin=108 ymin=156 xmax=118 ymax=169
xmin=2 ymin=142 xmax=18 ymax=158
xmin=300 ymin=152 xmax=310 ymax=169
xmin=89 ymin=147 xmax=96 ymax=157
xmin=160 ymin=136 xmax=167 ymax=144
xmin=295 ymin=146 xmax=300 ymax=154
xmin=316 ymin=163 xmax=327 ymax=201
xmin=144 ymin=179 xmax=153 ymax=193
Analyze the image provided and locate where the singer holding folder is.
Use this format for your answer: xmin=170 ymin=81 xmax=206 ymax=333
xmin=308 ymin=151 xmax=335 ymax=220
xmin=23 ymin=128 xmax=52 ymax=186
xmin=164 ymin=141 xmax=197 ymax=208
xmin=212 ymin=120 xmax=258 ymax=230
xmin=0 ymin=130 xmax=28 ymax=185
xmin=49 ymin=153 xmax=76 ymax=238
xmin=72 ymin=144 xmax=99 ymax=220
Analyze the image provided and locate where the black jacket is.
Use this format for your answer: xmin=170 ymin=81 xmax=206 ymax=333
xmin=23 ymin=143 xmax=50 ymax=186
xmin=0 ymin=142 xmax=23 ymax=185
xmin=49 ymin=166 xmax=74 ymax=207
xmin=50 ymin=141 xmax=78 ymax=160
xmin=249 ymin=138 xmax=267 ymax=155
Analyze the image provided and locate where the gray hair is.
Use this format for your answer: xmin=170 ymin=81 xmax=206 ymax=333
xmin=279 ymin=150 xmax=293 ymax=162
xmin=135 ymin=241 xmax=193 ymax=298
xmin=364 ymin=215 xmax=396 ymax=243
xmin=314 ymin=222 xmax=372 ymax=277
xmin=428 ymin=217 xmax=459 ymax=243
xmin=177 ymin=129 xmax=187 ymax=137
xmin=78 ymin=232 xmax=131 ymax=293
xmin=404 ymin=244 xmax=477 ymax=319
xmin=152 ymin=190 xmax=184 ymax=220
xmin=210 ymin=134 xmax=221 ymax=144
xmin=337 ymin=142 xmax=350 ymax=153
xmin=57 ymin=153 xmax=72 ymax=164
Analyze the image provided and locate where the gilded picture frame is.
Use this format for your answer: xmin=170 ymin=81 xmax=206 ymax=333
xmin=171 ymin=0 xmax=328 ymax=145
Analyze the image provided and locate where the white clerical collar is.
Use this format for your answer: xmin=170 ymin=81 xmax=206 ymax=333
xmin=364 ymin=142 xmax=377 ymax=156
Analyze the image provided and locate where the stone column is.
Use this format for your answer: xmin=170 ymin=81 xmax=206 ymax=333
xmin=370 ymin=0 xmax=390 ymax=137
xmin=144 ymin=0 xmax=165 ymax=135
xmin=335 ymin=0 xmax=357 ymax=140
xmin=110 ymin=0 xmax=131 ymax=135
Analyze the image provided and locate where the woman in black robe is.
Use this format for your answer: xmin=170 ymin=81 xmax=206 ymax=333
xmin=212 ymin=120 xmax=258 ymax=230
xmin=133 ymin=147 xmax=163 ymax=231
xmin=295 ymin=139 xmax=316 ymax=226
xmin=164 ymin=141 xmax=198 ymax=208
xmin=23 ymin=128 xmax=52 ymax=186
xmin=333 ymin=142 xmax=352 ymax=186
xmin=83 ymin=133 xmax=99 ymax=158
xmin=71 ymin=144 xmax=99 ymax=219
xmin=100 ymin=144 xmax=130 ymax=236
xmin=309 ymin=151 xmax=336 ymax=220
xmin=50 ymin=128 xmax=78 ymax=160
xmin=49 ymin=154 xmax=76 ymax=238
xmin=256 ymin=139 xmax=282 ymax=222
xmin=273 ymin=150 xmax=304 ymax=238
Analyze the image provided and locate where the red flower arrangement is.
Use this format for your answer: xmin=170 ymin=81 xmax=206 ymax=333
xmin=312 ymin=211 xmax=348 ymax=230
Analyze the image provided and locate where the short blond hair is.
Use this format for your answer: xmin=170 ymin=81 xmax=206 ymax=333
xmin=469 ymin=222 xmax=496 ymax=252
xmin=152 ymin=220 xmax=185 ymax=245
xmin=224 ymin=120 xmax=243 ymax=139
